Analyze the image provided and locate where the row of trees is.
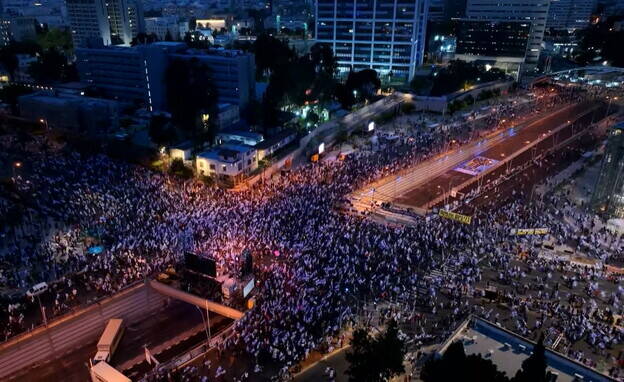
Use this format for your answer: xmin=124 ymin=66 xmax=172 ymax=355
xmin=250 ymin=35 xmax=383 ymax=132
xmin=411 ymin=60 xmax=508 ymax=97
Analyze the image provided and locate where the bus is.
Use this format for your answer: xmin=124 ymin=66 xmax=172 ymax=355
xmin=94 ymin=319 xmax=124 ymax=364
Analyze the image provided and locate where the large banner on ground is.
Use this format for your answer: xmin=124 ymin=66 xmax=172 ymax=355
xmin=439 ymin=209 xmax=472 ymax=225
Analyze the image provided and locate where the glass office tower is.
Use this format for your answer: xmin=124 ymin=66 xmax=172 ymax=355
xmin=315 ymin=0 xmax=428 ymax=83
xmin=592 ymin=122 xmax=624 ymax=218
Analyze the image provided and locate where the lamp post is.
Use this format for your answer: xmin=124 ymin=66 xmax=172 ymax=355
xmin=39 ymin=118 xmax=48 ymax=130
xmin=195 ymin=305 xmax=210 ymax=348
xmin=12 ymin=161 xmax=21 ymax=180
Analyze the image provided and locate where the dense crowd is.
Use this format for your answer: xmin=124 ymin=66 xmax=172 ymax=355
xmin=1 ymin=84 xmax=622 ymax=381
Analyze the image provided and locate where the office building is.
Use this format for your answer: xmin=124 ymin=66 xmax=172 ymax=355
xmin=592 ymin=122 xmax=624 ymax=218
xmin=455 ymin=20 xmax=531 ymax=76
xmin=464 ymin=0 xmax=550 ymax=72
xmin=547 ymin=0 xmax=596 ymax=31
xmin=18 ymin=91 xmax=120 ymax=136
xmin=66 ymin=0 xmax=144 ymax=47
xmin=0 ymin=18 xmax=10 ymax=46
xmin=315 ymin=0 xmax=429 ymax=83
xmin=76 ymin=42 xmax=255 ymax=112
xmin=66 ymin=0 xmax=111 ymax=47
xmin=429 ymin=0 xmax=467 ymax=21
xmin=428 ymin=0 xmax=445 ymax=21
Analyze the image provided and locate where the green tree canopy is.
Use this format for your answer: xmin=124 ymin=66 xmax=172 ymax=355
xmin=421 ymin=341 xmax=510 ymax=382
xmin=165 ymin=58 xmax=218 ymax=145
xmin=512 ymin=334 xmax=547 ymax=382
xmin=28 ymin=48 xmax=78 ymax=84
xmin=346 ymin=320 xmax=407 ymax=382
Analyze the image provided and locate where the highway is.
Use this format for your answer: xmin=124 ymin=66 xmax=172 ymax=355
xmin=348 ymin=102 xmax=601 ymax=215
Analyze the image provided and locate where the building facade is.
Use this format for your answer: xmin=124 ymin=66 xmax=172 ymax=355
xmin=76 ymin=42 xmax=255 ymax=112
xmin=145 ymin=16 xmax=188 ymax=41
xmin=18 ymin=91 xmax=120 ymax=136
xmin=592 ymin=122 xmax=624 ymax=218
xmin=66 ymin=0 xmax=144 ymax=47
xmin=465 ymin=0 xmax=550 ymax=72
xmin=315 ymin=0 xmax=429 ymax=82
xmin=547 ymin=0 xmax=596 ymax=31
xmin=455 ymin=20 xmax=531 ymax=76
xmin=196 ymin=143 xmax=258 ymax=186
xmin=66 ymin=0 xmax=111 ymax=47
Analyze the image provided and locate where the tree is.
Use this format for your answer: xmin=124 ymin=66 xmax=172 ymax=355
xmin=421 ymin=341 xmax=510 ymax=382
xmin=512 ymin=335 xmax=547 ymax=382
xmin=346 ymin=320 xmax=407 ymax=382
xmin=252 ymin=34 xmax=295 ymax=79
xmin=0 ymin=85 xmax=33 ymax=114
xmin=574 ymin=21 xmax=624 ymax=67
xmin=375 ymin=319 xmax=407 ymax=381
xmin=28 ymin=48 xmax=78 ymax=84
xmin=346 ymin=328 xmax=376 ymax=382
xmin=131 ymin=33 xmax=159 ymax=46
xmin=165 ymin=58 xmax=218 ymax=146
xmin=148 ymin=115 xmax=177 ymax=146
xmin=37 ymin=28 xmax=73 ymax=54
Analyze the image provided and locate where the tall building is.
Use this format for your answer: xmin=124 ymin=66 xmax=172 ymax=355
xmin=455 ymin=20 xmax=531 ymax=76
xmin=464 ymin=0 xmax=550 ymax=72
xmin=75 ymin=42 xmax=255 ymax=112
xmin=428 ymin=0 xmax=445 ymax=21
xmin=315 ymin=0 xmax=429 ymax=83
xmin=66 ymin=0 xmax=111 ymax=47
xmin=66 ymin=0 xmax=144 ymax=47
xmin=547 ymin=0 xmax=596 ymax=31
xmin=592 ymin=122 xmax=624 ymax=218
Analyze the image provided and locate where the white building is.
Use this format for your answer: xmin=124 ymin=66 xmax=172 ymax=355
xmin=66 ymin=0 xmax=144 ymax=47
xmin=315 ymin=0 xmax=429 ymax=83
xmin=196 ymin=143 xmax=258 ymax=185
xmin=465 ymin=0 xmax=550 ymax=72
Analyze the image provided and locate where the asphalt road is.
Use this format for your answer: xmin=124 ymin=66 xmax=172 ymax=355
xmin=394 ymin=101 xmax=605 ymax=209
xmin=7 ymin=300 xmax=228 ymax=382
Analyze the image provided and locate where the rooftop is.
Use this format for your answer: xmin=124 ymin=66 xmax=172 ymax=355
xmin=442 ymin=317 xmax=614 ymax=382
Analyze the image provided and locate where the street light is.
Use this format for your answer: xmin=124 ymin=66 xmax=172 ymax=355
xmin=12 ymin=161 xmax=21 ymax=179
xmin=39 ymin=118 xmax=48 ymax=130
xmin=195 ymin=305 xmax=211 ymax=348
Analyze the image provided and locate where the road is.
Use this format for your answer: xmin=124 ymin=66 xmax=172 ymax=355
xmin=7 ymin=300 xmax=229 ymax=382
xmin=396 ymin=101 xmax=605 ymax=209
xmin=349 ymin=101 xmax=604 ymax=215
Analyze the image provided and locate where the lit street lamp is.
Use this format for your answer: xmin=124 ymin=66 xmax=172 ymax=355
xmin=39 ymin=118 xmax=48 ymax=130
xmin=12 ymin=161 xmax=21 ymax=180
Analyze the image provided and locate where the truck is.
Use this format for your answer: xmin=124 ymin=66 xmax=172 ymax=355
xmin=90 ymin=361 xmax=131 ymax=382
xmin=94 ymin=319 xmax=124 ymax=364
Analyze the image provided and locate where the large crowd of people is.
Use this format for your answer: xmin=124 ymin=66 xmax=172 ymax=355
xmin=1 ymin=84 xmax=622 ymax=381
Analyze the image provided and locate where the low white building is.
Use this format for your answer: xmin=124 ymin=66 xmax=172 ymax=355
xmin=169 ymin=141 xmax=194 ymax=163
xmin=196 ymin=143 xmax=257 ymax=185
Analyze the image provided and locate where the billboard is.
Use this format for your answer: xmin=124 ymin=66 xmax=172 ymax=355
xmin=184 ymin=252 xmax=216 ymax=277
